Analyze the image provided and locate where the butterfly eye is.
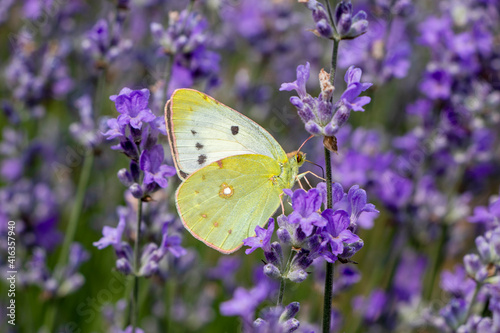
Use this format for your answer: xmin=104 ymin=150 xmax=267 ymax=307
xmin=296 ymin=152 xmax=304 ymax=164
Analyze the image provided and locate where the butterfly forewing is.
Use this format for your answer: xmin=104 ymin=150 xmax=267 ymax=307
xmin=175 ymin=154 xmax=283 ymax=253
xmin=166 ymin=89 xmax=287 ymax=179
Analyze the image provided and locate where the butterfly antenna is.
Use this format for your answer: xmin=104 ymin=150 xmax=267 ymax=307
xmin=305 ymin=160 xmax=325 ymax=179
xmin=297 ymin=134 xmax=314 ymax=154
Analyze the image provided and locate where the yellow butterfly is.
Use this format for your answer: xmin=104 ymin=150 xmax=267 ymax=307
xmin=165 ymin=89 xmax=304 ymax=253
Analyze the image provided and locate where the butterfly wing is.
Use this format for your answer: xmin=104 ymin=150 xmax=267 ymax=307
xmin=175 ymin=154 xmax=284 ymax=253
xmin=166 ymin=89 xmax=287 ymax=179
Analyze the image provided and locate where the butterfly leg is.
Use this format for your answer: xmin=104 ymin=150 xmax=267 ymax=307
xmin=279 ymin=192 xmax=286 ymax=215
xmin=296 ymin=171 xmax=326 ymax=189
xmin=297 ymin=177 xmax=306 ymax=190
xmin=302 ymin=174 xmax=313 ymax=189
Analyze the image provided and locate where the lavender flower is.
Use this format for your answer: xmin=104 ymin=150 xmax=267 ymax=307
xmin=283 ymin=188 xmax=326 ymax=236
xmin=103 ymin=87 xmax=174 ymax=198
xmin=245 ymin=183 xmax=376 ymax=284
xmin=332 ymin=1 xmax=369 ymax=40
xmin=82 ymin=18 xmax=132 ymax=69
xmin=280 ymin=63 xmax=372 ymax=136
xmin=69 ymin=95 xmax=105 ymax=148
xmin=303 ymin=0 xmax=368 ymax=40
xmin=5 ymin=34 xmax=74 ymax=114
xmin=319 ymin=209 xmax=361 ymax=263
xmin=243 ymin=218 xmax=275 ymax=254
xmin=140 ymin=144 xmax=176 ymax=189
xmin=253 ymin=302 xmax=301 ymax=332
xmin=94 ymin=192 xmax=186 ymax=278
xmin=19 ymin=243 xmax=89 ymax=297
xmin=93 ymin=207 xmax=127 ymax=250
xmin=469 ymin=193 xmax=500 ymax=230
xmin=303 ymin=0 xmax=333 ymax=39
xmin=352 ymin=289 xmax=388 ymax=323
xmin=338 ymin=18 xmax=411 ymax=84
xmin=151 ymin=10 xmax=220 ymax=94
xmin=110 ymin=88 xmax=156 ymax=130
xmin=220 ymin=270 xmax=278 ymax=327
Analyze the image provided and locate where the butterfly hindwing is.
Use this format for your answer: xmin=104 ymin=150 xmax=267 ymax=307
xmin=166 ymin=89 xmax=287 ymax=179
xmin=175 ymin=154 xmax=283 ymax=253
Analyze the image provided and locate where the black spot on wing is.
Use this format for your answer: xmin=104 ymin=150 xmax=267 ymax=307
xmin=198 ymin=154 xmax=207 ymax=165
xmin=191 ymin=129 xmax=197 ymax=135
xmin=180 ymin=171 xmax=189 ymax=178
xmin=231 ymin=126 xmax=239 ymax=135
xmin=196 ymin=142 xmax=204 ymax=150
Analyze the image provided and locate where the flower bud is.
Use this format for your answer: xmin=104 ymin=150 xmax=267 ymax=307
xmin=130 ymin=183 xmax=143 ymax=198
xmin=277 ymin=227 xmax=292 ymax=244
xmin=116 ymin=258 xmax=132 ymax=275
xmin=121 ymin=139 xmax=139 ymax=160
xmin=282 ymin=318 xmax=300 ymax=332
xmin=287 ymin=269 xmax=308 ymax=283
xmin=333 ymin=1 xmax=368 ymax=40
xmin=346 ymin=14 xmax=369 ymax=39
xmin=280 ymin=302 xmax=300 ymax=321
xmin=253 ymin=318 xmax=265 ymax=328
xmin=265 ymin=242 xmax=283 ymax=267
xmin=117 ymin=168 xmax=133 ymax=187
xmin=340 ymin=239 xmax=364 ymax=259
xmin=264 ymin=263 xmax=282 ymax=280
xmin=464 ymin=254 xmax=487 ymax=282
xmin=476 ymin=235 xmax=493 ymax=263
xmin=316 ymin=19 xmax=333 ymax=39
xmin=130 ymin=161 xmax=140 ymax=182
xmin=334 ymin=2 xmax=352 ymax=36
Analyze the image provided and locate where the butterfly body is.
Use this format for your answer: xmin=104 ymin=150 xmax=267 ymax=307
xmin=166 ymin=89 xmax=304 ymax=253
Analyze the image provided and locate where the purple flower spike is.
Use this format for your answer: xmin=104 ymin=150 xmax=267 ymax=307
xmin=110 ymin=88 xmax=156 ymax=130
xmin=140 ymin=145 xmax=176 ymax=189
xmin=281 ymin=63 xmax=372 ymax=136
xmin=333 ymin=1 xmax=368 ymax=39
xmin=243 ymin=218 xmax=275 ymax=254
xmin=286 ymin=188 xmax=326 ymax=236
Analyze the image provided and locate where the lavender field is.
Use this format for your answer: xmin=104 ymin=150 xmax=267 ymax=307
xmin=1 ymin=0 xmax=500 ymax=332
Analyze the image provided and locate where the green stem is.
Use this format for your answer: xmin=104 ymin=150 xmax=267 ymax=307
xmin=58 ymin=152 xmax=95 ymax=271
xmin=330 ymin=39 xmax=339 ymax=86
xmin=465 ymin=281 xmax=482 ymax=321
xmin=278 ymin=278 xmax=286 ymax=306
xmin=278 ymin=249 xmax=296 ymax=306
xmin=424 ymin=224 xmax=448 ymax=300
xmin=131 ymin=199 xmax=143 ymax=332
xmin=322 ymin=147 xmax=334 ymax=333
xmin=44 ymin=147 xmax=95 ymax=332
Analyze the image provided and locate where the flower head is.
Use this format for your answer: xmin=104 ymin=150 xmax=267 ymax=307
xmin=333 ymin=1 xmax=369 ymax=39
xmin=280 ymin=63 xmax=372 ymax=136
xmin=284 ymin=188 xmax=326 ymax=236
xmin=110 ymin=88 xmax=156 ymax=130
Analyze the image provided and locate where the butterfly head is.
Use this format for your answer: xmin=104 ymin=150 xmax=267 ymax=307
xmin=287 ymin=150 xmax=306 ymax=167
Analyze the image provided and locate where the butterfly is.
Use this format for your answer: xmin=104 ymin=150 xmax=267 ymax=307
xmin=165 ymin=89 xmax=305 ymax=253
